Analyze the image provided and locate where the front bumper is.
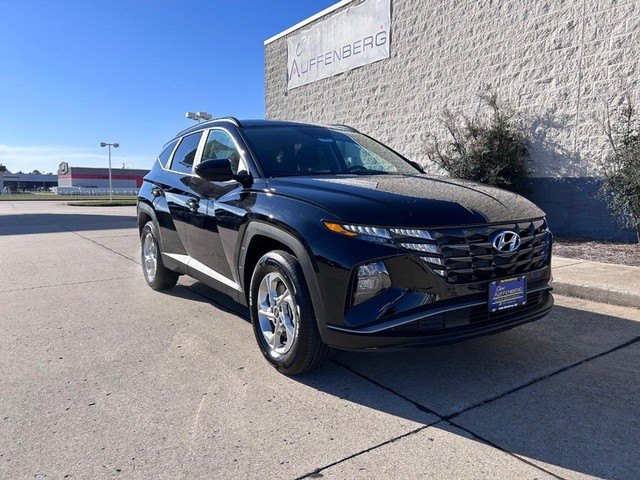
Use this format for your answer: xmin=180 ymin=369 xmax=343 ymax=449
xmin=321 ymin=287 xmax=553 ymax=350
xmin=305 ymin=225 xmax=553 ymax=350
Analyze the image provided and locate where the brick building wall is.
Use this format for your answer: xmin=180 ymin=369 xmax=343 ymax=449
xmin=265 ymin=0 xmax=640 ymax=241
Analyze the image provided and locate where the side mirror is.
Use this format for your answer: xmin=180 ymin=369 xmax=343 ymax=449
xmin=195 ymin=159 xmax=234 ymax=182
xmin=195 ymin=159 xmax=254 ymax=186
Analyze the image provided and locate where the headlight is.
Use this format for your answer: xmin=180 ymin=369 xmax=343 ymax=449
xmin=322 ymin=221 xmax=440 ymax=251
xmin=323 ymin=221 xmax=391 ymax=242
xmin=323 ymin=221 xmax=445 ymax=276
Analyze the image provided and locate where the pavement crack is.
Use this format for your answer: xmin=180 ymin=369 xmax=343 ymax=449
xmin=293 ymin=425 xmax=430 ymax=480
xmin=286 ymin=359 xmax=447 ymax=479
xmin=90 ymin=234 xmax=138 ymax=239
xmin=444 ymin=420 xmax=567 ymax=480
xmin=331 ymin=359 xmax=443 ymax=418
xmin=552 ymin=261 xmax=585 ymax=269
xmin=29 ymin=212 xmax=140 ymax=264
xmin=0 ymin=275 xmax=141 ymax=293
xmin=330 ymin=337 xmax=640 ymax=479
xmin=445 ymin=334 xmax=640 ymax=422
xmin=72 ymin=232 xmax=140 ymax=264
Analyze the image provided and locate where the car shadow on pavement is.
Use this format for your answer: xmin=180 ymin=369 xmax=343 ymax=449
xmin=162 ymin=281 xmax=250 ymax=321
xmin=296 ymin=304 xmax=640 ymax=479
xmin=0 ymin=213 xmax=137 ymax=235
xmin=157 ymin=279 xmax=640 ymax=478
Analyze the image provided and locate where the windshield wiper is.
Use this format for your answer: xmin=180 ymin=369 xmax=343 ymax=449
xmin=339 ymin=170 xmax=389 ymax=175
xmin=270 ymin=170 xmax=391 ymax=178
xmin=269 ymin=172 xmax=338 ymax=178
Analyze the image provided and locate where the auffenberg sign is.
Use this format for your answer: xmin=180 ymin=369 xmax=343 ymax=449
xmin=287 ymin=0 xmax=391 ymax=90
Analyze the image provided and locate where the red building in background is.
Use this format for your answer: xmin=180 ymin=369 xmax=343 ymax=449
xmin=57 ymin=162 xmax=148 ymax=189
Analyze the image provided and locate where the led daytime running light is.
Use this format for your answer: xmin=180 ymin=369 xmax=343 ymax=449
xmin=390 ymin=228 xmax=435 ymax=241
xmin=323 ymin=221 xmax=391 ymax=240
xmin=343 ymin=224 xmax=391 ymax=239
xmin=399 ymin=242 xmax=440 ymax=254
xmin=323 ymin=221 xmax=358 ymax=236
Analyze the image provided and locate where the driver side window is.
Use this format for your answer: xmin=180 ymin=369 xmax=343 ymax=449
xmin=203 ymin=129 xmax=245 ymax=174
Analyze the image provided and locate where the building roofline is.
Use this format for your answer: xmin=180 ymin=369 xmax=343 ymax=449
xmin=264 ymin=0 xmax=354 ymax=45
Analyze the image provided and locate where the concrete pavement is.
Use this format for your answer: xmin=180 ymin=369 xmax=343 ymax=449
xmin=1 ymin=201 xmax=639 ymax=479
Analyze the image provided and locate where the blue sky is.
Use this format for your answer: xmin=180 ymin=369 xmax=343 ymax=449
xmin=0 ymin=0 xmax=337 ymax=174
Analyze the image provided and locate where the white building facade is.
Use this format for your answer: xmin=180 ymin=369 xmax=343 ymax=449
xmin=265 ymin=0 xmax=639 ymax=241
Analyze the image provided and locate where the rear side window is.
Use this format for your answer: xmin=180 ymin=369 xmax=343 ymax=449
xmin=158 ymin=139 xmax=178 ymax=168
xmin=170 ymin=132 xmax=202 ymax=174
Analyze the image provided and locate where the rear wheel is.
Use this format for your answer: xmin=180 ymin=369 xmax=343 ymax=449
xmin=140 ymin=221 xmax=179 ymax=291
xmin=249 ymin=250 xmax=329 ymax=375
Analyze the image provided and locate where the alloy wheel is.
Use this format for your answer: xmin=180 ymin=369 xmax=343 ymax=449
xmin=257 ymin=272 xmax=298 ymax=357
xmin=142 ymin=232 xmax=157 ymax=283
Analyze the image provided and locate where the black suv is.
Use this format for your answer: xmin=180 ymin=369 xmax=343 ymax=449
xmin=138 ymin=118 xmax=553 ymax=374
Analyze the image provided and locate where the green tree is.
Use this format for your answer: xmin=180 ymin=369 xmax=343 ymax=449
xmin=600 ymin=93 xmax=640 ymax=243
xmin=427 ymin=87 xmax=531 ymax=195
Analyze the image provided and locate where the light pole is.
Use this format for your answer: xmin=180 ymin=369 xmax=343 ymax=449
xmin=185 ymin=111 xmax=212 ymax=123
xmin=99 ymin=142 xmax=119 ymax=203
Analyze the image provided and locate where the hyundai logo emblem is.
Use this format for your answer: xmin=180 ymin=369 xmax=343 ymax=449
xmin=492 ymin=231 xmax=521 ymax=252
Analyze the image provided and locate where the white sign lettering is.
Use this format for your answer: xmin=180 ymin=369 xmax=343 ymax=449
xmin=287 ymin=0 xmax=391 ymax=90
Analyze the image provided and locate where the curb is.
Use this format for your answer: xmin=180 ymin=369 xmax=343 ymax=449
xmin=551 ymin=257 xmax=640 ymax=309
xmin=552 ymin=281 xmax=640 ymax=309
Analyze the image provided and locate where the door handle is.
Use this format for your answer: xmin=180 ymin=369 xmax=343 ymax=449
xmin=186 ymin=198 xmax=199 ymax=212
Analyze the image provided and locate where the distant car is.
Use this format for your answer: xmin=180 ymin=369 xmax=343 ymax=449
xmin=137 ymin=118 xmax=553 ymax=374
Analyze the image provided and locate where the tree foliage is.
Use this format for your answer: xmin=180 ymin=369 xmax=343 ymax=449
xmin=600 ymin=93 xmax=640 ymax=243
xmin=427 ymin=88 xmax=531 ymax=195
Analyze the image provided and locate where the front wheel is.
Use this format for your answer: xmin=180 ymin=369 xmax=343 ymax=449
xmin=249 ymin=250 xmax=329 ymax=375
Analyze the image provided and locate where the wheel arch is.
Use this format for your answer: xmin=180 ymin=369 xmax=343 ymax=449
xmin=239 ymin=223 xmax=328 ymax=332
xmin=137 ymin=201 xmax=165 ymax=250
xmin=137 ymin=201 xmax=186 ymax=274
xmin=137 ymin=201 xmax=157 ymax=233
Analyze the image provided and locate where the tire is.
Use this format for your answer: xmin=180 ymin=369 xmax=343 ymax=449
xmin=249 ymin=250 xmax=329 ymax=375
xmin=140 ymin=220 xmax=179 ymax=291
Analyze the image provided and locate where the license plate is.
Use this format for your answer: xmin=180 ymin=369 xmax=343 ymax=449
xmin=489 ymin=276 xmax=526 ymax=312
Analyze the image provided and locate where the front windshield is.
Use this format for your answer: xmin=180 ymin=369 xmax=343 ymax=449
xmin=241 ymin=126 xmax=420 ymax=177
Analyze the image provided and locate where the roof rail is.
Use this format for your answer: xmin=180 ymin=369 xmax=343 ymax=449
xmin=329 ymin=123 xmax=359 ymax=133
xmin=216 ymin=116 xmax=241 ymax=127
xmin=174 ymin=116 xmax=243 ymax=138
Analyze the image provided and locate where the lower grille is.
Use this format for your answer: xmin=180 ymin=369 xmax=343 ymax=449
xmin=391 ymin=290 xmax=549 ymax=334
xmin=469 ymin=290 xmax=546 ymax=324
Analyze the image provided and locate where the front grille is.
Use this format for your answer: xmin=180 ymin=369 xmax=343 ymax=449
xmin=392 ymin=219 xmax=551 ymax=284
xmin=390 ymin=289 xmax=549 ymax=334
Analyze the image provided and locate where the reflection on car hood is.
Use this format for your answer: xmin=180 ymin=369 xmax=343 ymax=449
xmin=266 ymin=174 xmax=545 ymax=227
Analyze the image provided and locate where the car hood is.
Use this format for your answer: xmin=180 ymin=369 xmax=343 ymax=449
xmin=266 ymin=174 xmax=545 ymax=227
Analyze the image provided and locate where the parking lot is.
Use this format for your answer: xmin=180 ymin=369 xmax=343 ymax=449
xmin=1 ymin=201 xmax=640 ymax=479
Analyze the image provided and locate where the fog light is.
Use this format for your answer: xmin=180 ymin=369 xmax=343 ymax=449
xmin=353 ymin=261 xmax=391 ymax=305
